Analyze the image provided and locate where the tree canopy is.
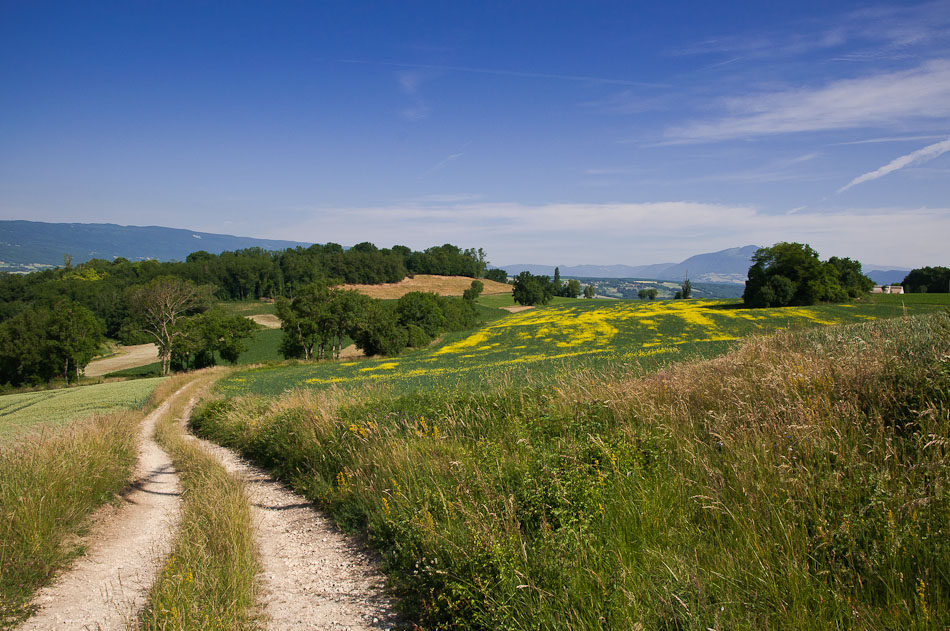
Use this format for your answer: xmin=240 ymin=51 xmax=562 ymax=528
xmin=742 ymin=243 xmax=873 ymax=307
xmin=902 ymin=266 xmax=950 ymax=293
xmin=512 ymin=272 xmax=555 ymax=306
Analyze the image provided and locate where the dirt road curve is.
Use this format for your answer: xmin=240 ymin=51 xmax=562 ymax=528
xmin=84 ymin=343 xmax=159 ymax=377
xmin=185 ymin=410 xmax=398 ymax=630
xmin=16 ymin=385 xmax=191 ymax=631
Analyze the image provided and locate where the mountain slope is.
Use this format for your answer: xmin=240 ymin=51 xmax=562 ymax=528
xmin=0 ymin=220 xmax=312 ymax=271
xmin=500 ymin=245 xmax=761 ymax=283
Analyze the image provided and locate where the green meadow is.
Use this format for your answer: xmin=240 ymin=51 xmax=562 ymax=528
xmin=217 ymin=295 xmax=944 ymax=398
xmin=194 ymin=308 xmax=950 ymax=629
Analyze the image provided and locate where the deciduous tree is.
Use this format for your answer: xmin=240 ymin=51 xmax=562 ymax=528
xmin=130 ymin=276 xmax=210 ymax=375
xmin=512 ymin=271 xmax=554 ymax=306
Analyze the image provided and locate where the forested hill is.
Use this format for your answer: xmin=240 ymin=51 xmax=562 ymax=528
xmin=0 ymin=220 xmax=312 ymax=271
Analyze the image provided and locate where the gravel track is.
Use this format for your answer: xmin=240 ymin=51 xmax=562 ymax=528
xmin=16 ymin=384 xmax=192 ymax=631
xmin=181 ymin=400 xmax=399 ymax=630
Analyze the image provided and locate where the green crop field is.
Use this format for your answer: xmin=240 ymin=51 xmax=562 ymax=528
xmin=475 ymin=293 xmax=576 ymax=308
xmin=218 ymin=295 xmax=947 ymax=398
xmin=215 ymin=299 xmax=276 ymax=316
xmin=0 ymin=377 xmax=164 ymax=439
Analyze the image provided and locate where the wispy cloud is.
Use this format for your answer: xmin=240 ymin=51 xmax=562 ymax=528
xmin=420 ymin=142 xmax=472 ymax=178
xmin=672 ymin=1 xmax=950 ymax=62
xmin=831 ymin=134 xmax=948 ymax=145
xmin=341 ymin=59 xmax=664 ymax=87
xmin=396 ymin=69 xmax=437 ymax=121
xmin=666 ymin=60 xmax=950 ymax=142
xmin=838 ymin=137 xmax=950 ymax=192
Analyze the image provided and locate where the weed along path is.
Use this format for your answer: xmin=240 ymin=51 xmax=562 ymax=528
xmin=16 ymin=383 xmax=193 ymax=631
xmin=181 ymin=402 xmax=398 ymax=630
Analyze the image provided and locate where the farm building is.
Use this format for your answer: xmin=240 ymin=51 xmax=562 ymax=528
xmin=871 ymin=285 xmax=905 ymax=294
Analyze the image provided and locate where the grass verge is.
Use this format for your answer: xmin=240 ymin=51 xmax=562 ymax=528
xmin=0 ymin=410 xmax=150 ymax=628
xmin=193 ymin=312 xmax=950 ymax=629
xmin=138 ymin=369 xmax=259 ymax=630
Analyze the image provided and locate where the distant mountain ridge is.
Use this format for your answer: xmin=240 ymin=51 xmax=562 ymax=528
xmin=501 ymin=245 xmax=762 ymax=284
xmin=865 ymin=270 xmax=910 ymax=285
xmin=0 ymin=220 xmax=312 ymax=271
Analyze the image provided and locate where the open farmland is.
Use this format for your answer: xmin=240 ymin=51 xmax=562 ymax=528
xmin=340 ymin=274 xmax=511 ymax=299
xmin=217 ymin=296 xmax=937 ymax=397
xmin=0 ymin=377 xmax=164 ymax=439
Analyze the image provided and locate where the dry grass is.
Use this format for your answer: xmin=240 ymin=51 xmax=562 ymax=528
xmin=0 ymin=410 xmax=143 ymax=629
xmin=339 ymin=274 xmax=511 ymax=299
xmin=139 ymin=368 xmax=259 ymax=631
xmin=194 ymin=312 xmax=950 ymax=629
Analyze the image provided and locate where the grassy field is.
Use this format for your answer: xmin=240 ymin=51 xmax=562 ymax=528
xmin=218 ymin=296 xmax=946 ymax=398
xmin=215 ymin=300 xmax=277 ymax=316
xmin=0 ymin=377 xmax=164 ymax=439
xmin=193 ymin=311 xmax=950 ymax=629
xmin=475 ymin=293 xmax=576 ymax=308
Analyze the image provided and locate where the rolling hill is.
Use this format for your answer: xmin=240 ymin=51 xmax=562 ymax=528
xmin=0 ymin=220 xmax=312 ymax=271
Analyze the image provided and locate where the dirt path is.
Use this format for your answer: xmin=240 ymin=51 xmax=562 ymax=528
xmin=182 ymin=401 xmax=398 ymax=630
xmin=247 ymin=313 xmax=281 ymax=329
xmin=500 ymin=305 xmax=535 ymax=313
xmin=85 ymin=343 xmax=159 ymax=377
xmin=16 ymin=384 xmax=192 ymax=631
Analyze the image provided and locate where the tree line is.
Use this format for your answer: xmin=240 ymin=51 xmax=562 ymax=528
xmin=511 ymin=267 xmax=589 ymax=305
xmin=0 ymin=241 xmax=496 ymax=343
xmin=0 ymin=241 xmax=500 ymax=386
xmin=901 ymin=266 xmax=949 ymax=293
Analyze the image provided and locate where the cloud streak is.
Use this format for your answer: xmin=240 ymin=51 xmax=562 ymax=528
xmin=666 ymin=60 xmax=950 ymax=142
xmin=838 ymin=137 xmax=950 ymax=192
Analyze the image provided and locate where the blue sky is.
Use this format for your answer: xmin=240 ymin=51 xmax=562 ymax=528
xmin=1 ymin=1 xmax=948 ymax=268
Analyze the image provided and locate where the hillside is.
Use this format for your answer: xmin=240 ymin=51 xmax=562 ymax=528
xmin=0 ymin=220 xmax=311 ymax=271
xmin=200 ymin=302 xmax=949 ymax=629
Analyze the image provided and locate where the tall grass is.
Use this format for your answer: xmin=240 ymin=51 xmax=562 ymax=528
xmin=0 ymin=409 xmax=143 ymax=629
xmin=193 ymin=312 xmax=950 ymax=629
xmin=138 ymin=369 xmax=259 ymax=630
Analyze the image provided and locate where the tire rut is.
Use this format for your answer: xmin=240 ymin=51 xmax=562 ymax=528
xmin=16 ymin=384 xmax=193 ymax=631
xmin=181 ymin=398 xmax=399 ymax=630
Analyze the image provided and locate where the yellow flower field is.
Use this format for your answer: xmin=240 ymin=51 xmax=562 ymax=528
xmin=220 ymin=298 xmax=908 ymax=397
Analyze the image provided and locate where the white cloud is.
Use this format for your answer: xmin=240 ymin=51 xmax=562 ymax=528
xmin=666 ymin=60 xmax=950 ymax=142
xmin=395 ymin=69 xmax=439 ymax=121
xmin=838 ymin=137 xmax=950 ymax=192
xmin=274 ymin=201 xmax=949 ymax=268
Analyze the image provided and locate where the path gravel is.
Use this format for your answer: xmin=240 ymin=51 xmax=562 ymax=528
xmin=182 ymin=402 xmax=399 ymax=630
xmin=16 ymin=384 xmax=192 ymax=631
